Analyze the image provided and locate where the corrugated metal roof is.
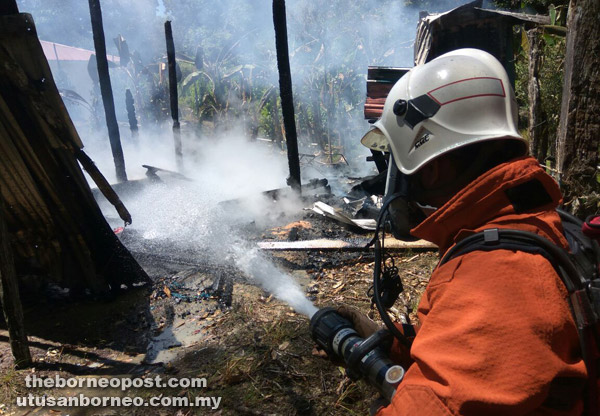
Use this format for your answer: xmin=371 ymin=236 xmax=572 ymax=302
xmin=40 ymin=39 xmax=120 ymax=63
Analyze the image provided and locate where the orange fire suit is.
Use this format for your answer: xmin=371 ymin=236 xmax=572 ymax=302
xmin=379 ymin=157 xmax=587 ymax=415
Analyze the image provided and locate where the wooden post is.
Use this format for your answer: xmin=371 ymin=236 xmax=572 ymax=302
xmin=165 ymin=21 xmax=183 ymax=172
xmin=273 ymin=0 xmax=301 ymax=191
xmin=527 ymin=27 xmax=547 ymax=162
xmin=125 ymin=89 xmax=138 ymax=140
xmin=556 ymin=0 xmax=600 ymax=215
xmin=88 ymin=0 xmax=127 ymax=183
xmin=0 ymin=190 xmax=32 ymax=369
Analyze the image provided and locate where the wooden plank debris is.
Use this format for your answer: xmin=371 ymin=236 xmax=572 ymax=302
xmin=364 ymin=67 xmax=409 ymax=120
xmin=258 ymin=238 xmax=437 ymax=251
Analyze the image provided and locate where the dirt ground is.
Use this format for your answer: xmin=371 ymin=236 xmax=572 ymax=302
xmin=0 ymin=200 xmax=438 ymax=416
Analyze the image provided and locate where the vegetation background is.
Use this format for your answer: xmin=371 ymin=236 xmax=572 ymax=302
xmin=16 ymin=0 xmax=570 ymax=170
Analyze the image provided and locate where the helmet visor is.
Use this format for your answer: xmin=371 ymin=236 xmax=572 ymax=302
xmin=360 ymin=127 xmax=389 ymax=153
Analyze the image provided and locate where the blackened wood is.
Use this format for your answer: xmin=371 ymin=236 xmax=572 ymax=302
xmin=88 ymin=0 xmax=127 ymax=182
xmin=76 ymin=149 xmax=132 ymax=224
xmin=272 ymin=0 xmax=300 ymax=191
xmin=0 ymin=0 xmax=18 ymax=15
xmin=165 ymin=21 xmax=183 ymax=172
xmin=125 ymin=89 xmax=138 ymax=139
xmin=0 ymin=189 xmax=32 ymax=368
xmin=0 ymin=13 xmax=149 ymax=294
xmin=556 ymin=0 xmax=600 ymax=216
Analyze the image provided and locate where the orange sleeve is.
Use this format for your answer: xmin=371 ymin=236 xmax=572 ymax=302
xmin=377 ymin=250 xmax=586 ymax=416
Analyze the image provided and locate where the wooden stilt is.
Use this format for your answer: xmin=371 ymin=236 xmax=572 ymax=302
xmin=0 ymin=189 xmax=32 ymax=369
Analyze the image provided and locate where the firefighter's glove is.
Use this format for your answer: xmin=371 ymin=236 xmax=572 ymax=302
xmin=336 ymin=305 xmax=381 ymax=339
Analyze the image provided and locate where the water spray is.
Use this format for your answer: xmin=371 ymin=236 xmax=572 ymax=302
xmin=232 ymin=245 xmax=317 ymax=318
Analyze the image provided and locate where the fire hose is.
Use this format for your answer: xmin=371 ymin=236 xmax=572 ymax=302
xmin=310 ymin=307 xmax=405 ymax=403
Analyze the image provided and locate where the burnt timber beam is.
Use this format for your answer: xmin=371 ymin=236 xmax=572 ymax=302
xmin=165 ymin=21 xmax=183 ymax=172
xmin=125 ymin=89 xmax=139 ymax=140
xmin=88 ymin=0 xmax=127 ymax=182
xmin=273 ymin=0 xmax=301 ymax=191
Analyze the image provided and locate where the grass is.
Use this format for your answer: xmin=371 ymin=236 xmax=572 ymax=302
xmin=0 ymin=249 xmax=437 ymax=415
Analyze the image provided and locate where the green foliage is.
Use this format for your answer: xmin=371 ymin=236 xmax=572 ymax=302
xmin=160 ymin=0 xmax=421 ymax=153
xmin=512 ymin=2 xmax=567 ymax=161
xmin=493 ymin=0 xmax=569 ymax=14
xmin=538 ymin=35 xmax=566 ymax=143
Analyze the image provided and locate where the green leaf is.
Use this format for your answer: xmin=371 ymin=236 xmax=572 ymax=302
xmin=182 ymin=71 xmax=204 ymax=93
xmin=543 ymin=33 xmax=556 ymax=47
xmin=521 ymin=29 xmax=529 ymax=53
xmin=549 ymin=4 xmax=557 ymax=26
xmin=223 ymin=65 xmax=244 ymax=79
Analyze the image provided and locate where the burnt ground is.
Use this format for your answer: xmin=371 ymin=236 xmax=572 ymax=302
xmin=0 ymin=184 xmax=438 ymax=416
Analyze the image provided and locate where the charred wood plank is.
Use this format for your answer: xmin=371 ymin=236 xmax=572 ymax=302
xmin=76 ymin=149 xmax=132 ymax=224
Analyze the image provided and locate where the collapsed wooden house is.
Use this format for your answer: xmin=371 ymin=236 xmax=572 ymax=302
xmin=0 ymin=8 xmax=148 ymax=296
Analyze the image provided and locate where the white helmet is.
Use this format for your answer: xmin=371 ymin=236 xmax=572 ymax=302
xmin=361 ymin=48 xmax=527 ymax=175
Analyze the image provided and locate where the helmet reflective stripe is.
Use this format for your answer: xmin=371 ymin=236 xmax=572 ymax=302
xmin=428 ymin=77 xmax=505 ymax=106
xmin=360 ymin=48 xmax=526 ymax=175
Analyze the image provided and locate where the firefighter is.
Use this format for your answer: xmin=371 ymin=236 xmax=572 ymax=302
xmin=347 ymin=48 xmax=587 ymax=415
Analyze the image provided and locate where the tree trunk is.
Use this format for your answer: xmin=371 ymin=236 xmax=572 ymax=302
xmin=556 ymin=0 xmax=600 ymax=215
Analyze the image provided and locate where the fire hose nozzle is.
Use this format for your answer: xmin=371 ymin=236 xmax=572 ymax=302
xmin=310 ymin=307 xmax=405 ymax=403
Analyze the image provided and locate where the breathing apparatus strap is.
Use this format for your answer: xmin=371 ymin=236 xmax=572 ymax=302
xmin=439 ymin=228 xmax=599 ymax=415
xmin=365 ymin=191 xmax=408 ymax=249
xmin=365 ymin=153 xmax=417 ymax=348
xmin=365 ymin=188 xmax=413 ymax=348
